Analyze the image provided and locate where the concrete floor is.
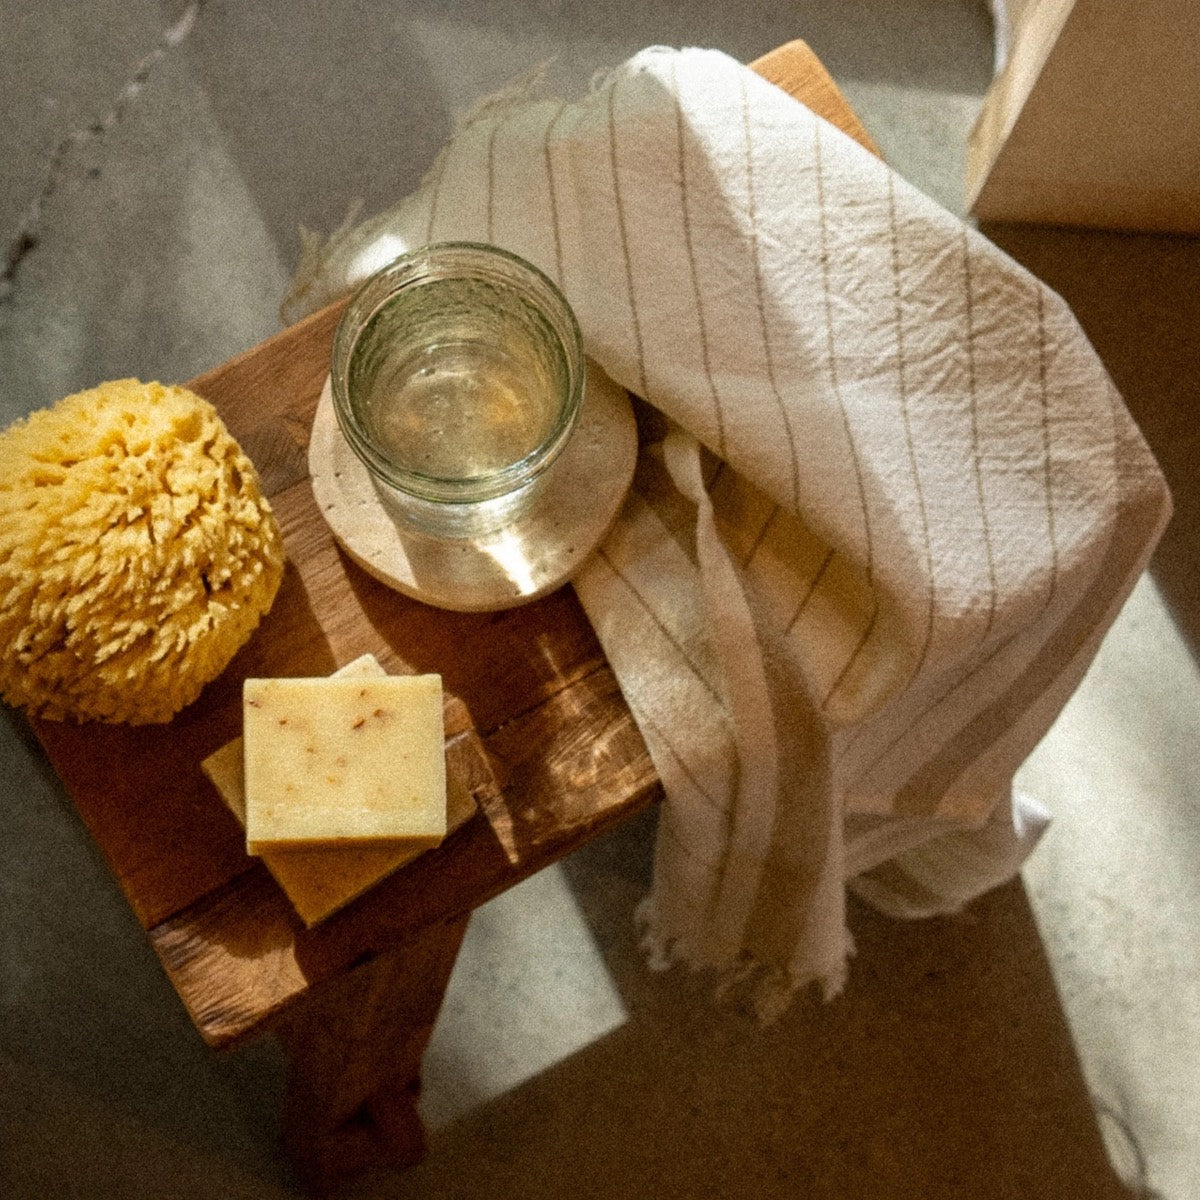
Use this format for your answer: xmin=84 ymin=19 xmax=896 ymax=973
xmin=2 ymin=2 xmax=1198 ymax=1197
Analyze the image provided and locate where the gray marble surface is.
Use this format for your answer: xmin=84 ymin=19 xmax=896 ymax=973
xmin=3 ymin=3 xmax=1198 ymax=1197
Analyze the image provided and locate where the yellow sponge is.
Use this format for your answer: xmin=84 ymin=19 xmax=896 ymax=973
xmin=0 ymin=378 xmax=285 ymax=723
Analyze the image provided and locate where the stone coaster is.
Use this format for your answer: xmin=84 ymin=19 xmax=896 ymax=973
xmin=308 ymin=363 xmax=637 ymax=612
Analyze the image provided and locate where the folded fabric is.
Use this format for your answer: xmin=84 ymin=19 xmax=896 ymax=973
xmin=284 ymin=47 xmax=1170 ymax=1019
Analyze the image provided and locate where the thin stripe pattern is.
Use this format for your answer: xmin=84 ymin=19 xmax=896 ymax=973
xmin=660 ymin=811 xmax=724 ymax=872
xmin=837 ymin=288 xmax=1069 ymax=782
xmin=1035 ymin=283 xmax=1061 ymax=614
xmin=787 ymin=546 xmax=835 ymax=633
xmin=485 ymin=114 xmax=506 ymax=243
xmin=672 ymin=59 xmax=726 ymax=457
xmin=595 ymin=546 xmax=725 ymax=710
xmin=962 ymin=230 xmax=999 ymax=644
xmin=607 ymin=76 xmax=650 ymax=399
xmin=845 ymin=628 xmax=1019 ymax=790
xmin=834 ymin=273 xmax=1064 ymax=776
xmin=630 ymin=697 xmax=727 ymax=817
xmin=812 ymin=119 xmax=873 ymax=583
xmin=886 ymin=168 xmax=936 ymax=688
xmin=812 ymin=118 xmax=879 ymax=711
xmin=542 ymin=102 xmax=569 ymax=287
xmin=738 ymin=69 xmax=800 ymax=501
xmin=741 ymin=505 xmax=778 ymax=569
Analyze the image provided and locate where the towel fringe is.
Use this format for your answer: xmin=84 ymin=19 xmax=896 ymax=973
xmin=452 ymin=59 xmax=552 ymax=131
xmin=635 ymin=892 xmax=850 ymax=1024
xmin=280 ymin=199 xmax=364 ymax=325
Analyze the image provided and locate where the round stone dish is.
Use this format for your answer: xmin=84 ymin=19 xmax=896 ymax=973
xmin=308 ymin=362 xmax=637 ymax=612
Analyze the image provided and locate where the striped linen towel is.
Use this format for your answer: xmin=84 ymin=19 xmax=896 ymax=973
xmin=284 ymin=47 xmax=1171 ymax=1018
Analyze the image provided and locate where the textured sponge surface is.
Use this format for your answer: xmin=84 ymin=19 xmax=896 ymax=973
xmin=0 ymin=379 xmax=285 ymax=723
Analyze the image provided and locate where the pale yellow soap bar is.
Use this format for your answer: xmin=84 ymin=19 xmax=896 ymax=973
xmin=244 ymin=672 xmax=447 ymax=854
xmin=203 ymin=653 xmax=385 ymax=826
xmin=202 ymin=654 xmax=475 ymax=927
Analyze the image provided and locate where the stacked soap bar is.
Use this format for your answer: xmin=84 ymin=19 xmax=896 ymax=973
xmin=202 ymin=654 xmax=474 ymax=926
xmin=243 ymin=672 xmax=446 ymax=853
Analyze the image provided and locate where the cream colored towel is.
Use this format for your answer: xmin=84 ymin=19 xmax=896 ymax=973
xmin=284 ymin=48 xmax=1170 ymax=1017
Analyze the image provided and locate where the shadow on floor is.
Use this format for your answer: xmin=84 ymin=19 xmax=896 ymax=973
xmin=359 ymin=807 xmax=1136 ymax=1200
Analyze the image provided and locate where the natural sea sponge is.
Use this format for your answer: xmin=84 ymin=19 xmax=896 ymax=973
xmin=0 ymin=379 xmax=285 ymax=724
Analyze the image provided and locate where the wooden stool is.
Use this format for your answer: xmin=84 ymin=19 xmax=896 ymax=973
xmin=32 ymin=42 xmax=876 ymax=1191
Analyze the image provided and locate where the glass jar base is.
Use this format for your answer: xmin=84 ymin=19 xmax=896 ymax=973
xmin=310 ymin=365 xmax=637 ymax=612
xmin=370 ymin=470 xmax=550 ymax=540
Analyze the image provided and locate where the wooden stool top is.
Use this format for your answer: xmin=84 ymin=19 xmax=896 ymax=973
xmin=31 ymin=41 xmax=876 ymax=1051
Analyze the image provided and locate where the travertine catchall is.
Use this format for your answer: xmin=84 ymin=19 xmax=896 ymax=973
xmin=0 ymin=379 xmax=284 ymax=724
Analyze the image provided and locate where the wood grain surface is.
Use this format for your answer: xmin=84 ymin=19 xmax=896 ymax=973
xmin=30 ymin=41 xmax=876 ymax=1050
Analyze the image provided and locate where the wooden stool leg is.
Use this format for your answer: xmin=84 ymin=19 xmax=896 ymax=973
xmin=277 ymin=912 xmax=469 ymax=1189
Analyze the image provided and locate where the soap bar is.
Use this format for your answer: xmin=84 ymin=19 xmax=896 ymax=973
xmin=201 ymin=654 xmax=476 ymax=927
xmin=243 ymin=672 xmax=447 ymax=854
xmin=204 ymin=653 xmax=384 ymax=826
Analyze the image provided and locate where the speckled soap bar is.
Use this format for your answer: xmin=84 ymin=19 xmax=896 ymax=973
xmin=243 ymin=673 xmax=447 ymax=854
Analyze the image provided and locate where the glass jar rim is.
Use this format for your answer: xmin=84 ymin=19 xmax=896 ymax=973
xmin=330 ymin=241 xmax=585 ymax=505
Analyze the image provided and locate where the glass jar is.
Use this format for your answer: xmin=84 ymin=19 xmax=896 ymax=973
xmin=330 ymin=242 xmax=585 ymax=539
